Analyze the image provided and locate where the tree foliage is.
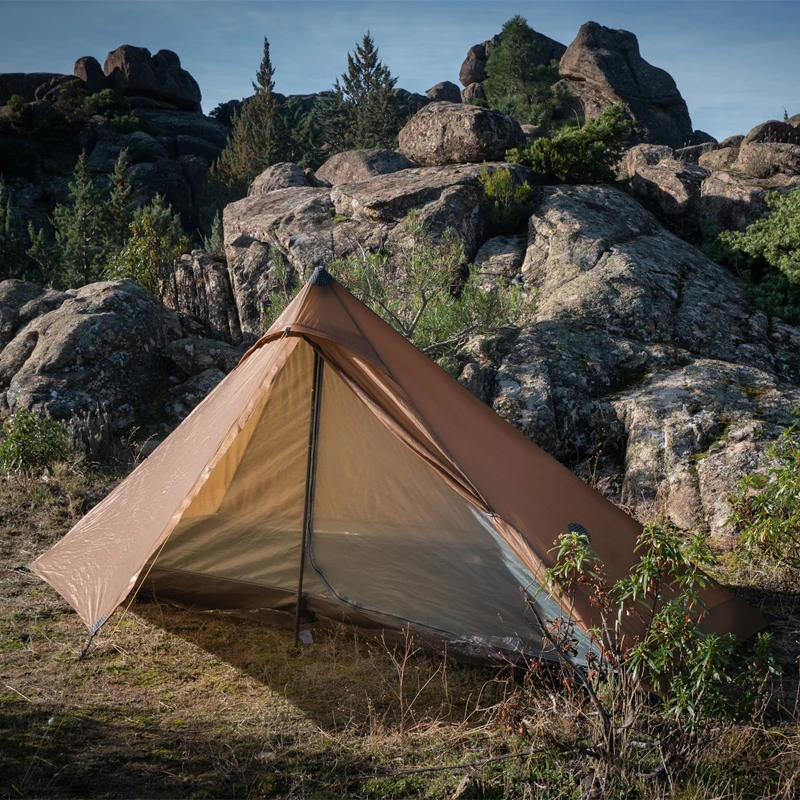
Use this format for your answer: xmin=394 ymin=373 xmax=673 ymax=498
xmin=106 ymin=195 xmax=188 ymax=299
xmin=0 ymin=408 xmax=71 ymax=475
xmin=0 ymin=182 xmax=29 ymax=280
xmin=478 ymin=166 xmax=536 ymax=235
xmin=210 ymin=37 xmax=289 ymax=198
xmin=483 ymin=16 xmax=565 ymax=126
xmin=507 ymin=104 xmax=632 ymax=184
xmin=320 ymin=31 xmax=404 ymax=153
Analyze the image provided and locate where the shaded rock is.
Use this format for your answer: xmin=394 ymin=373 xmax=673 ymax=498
xmin=162 ymin=250 xmax=243 ymax=344
xmin=0 ymin=280 xmax=69 ymax=348
xmin=461 ymin=82 xmax=485 ymax=104
xmin=304 ymin=169 xmax=331 ymax=188
xmin=698 ymin=147 xmax=739 ymax=172
xmin=618 ymin=143 xmax=674 ymax=179
xmin=103 ymin=45 xmax=202 ymax=112
xmin=0 ymin=73 xmax=68 ymax=105
xmin=743 ymin=120 xmax=800 ymax=145
xmin=393 ymin=88 xmax=431 ymax=117
xmin=459 ymin=46 xmax=487 ymax=87
xmin=248 ymin=162 xmax=309 ymax=196
xmin=73 ymin=56 xmax=108 ymax=94
xmin=398 ymin=102 xmax=523 ymax=166
xmin=474 ymin=235 xmax=526 ymax=290
xmin=426 ymin=81 xmax=462 ymax=103
xmin=164 ymin=368 xmax=225 ymax=422
xmin=2 ymin=281 xmax=183 ymax=427
xmin=163 ymin=338 xmax=245 ymax=376
xmin=559 ymin=22 xmax=693 ymax=149
xmin=34 ymin=75 xmax=82 ymax=102
xmin=131 ymin=109 xmax=227 ymax=149
xmin=674 ymin=142 xmax=716 ymax=165
xmin=520 ymin=124 xmax=546 ymax=144
xmin=316 ymin=149 xmax=417 ymax=185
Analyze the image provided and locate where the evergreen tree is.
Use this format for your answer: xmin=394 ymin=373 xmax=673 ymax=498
xmin=321 ymin=32 xmax=403 ymax=153
xmin=210 ymin=37 xmax=289 ymax=198
xmin=0 ymin=182 xmax=29 ymax=280
xmin=482 ymin=16 xmax=565 ymax=126
xmin=107 ymin=150 xmax=134 ymax=250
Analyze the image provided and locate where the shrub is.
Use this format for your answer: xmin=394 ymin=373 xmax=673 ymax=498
xmin=0 ymin=408 xmax=71 ymax=474
xmin=330 ymin=212 xmax=531 ymax=362
xmin=482 ymin=16 xmax=565 ymax=126
xmin=106 ymin=195 xmax=188 ymax=298
xmin=507 ymin=104 xmax=632 ymax=184
xmin=7 ymin=94 xmax=34 ymax=132
xmin=478 ymin=165 xmax=536 ymax=234
xmin=728 ymin=409 xmax=800 ymax=567
xmin=0 ymin=182 xmax=29 ymax=280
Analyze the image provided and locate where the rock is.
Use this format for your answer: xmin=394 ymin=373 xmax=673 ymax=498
xmin=127 ymin=96 xmax=181 ymax=111
xmin=559 ymin=22 xmax=693 ymax=149
xmin=0 ymin=73 xmax=68 ymax=105
xmin=459 ymin=46 xmax=487 ymax=87
xmin=787 ymin=113 xmax=800 ymax=128
xmin=426 ymin=81 xmax=462 ymax=103
xmin=103 ymin=45 xmax=202 ymax=112
xmin=520 ymin=124 xmax=546 ymax=144
xmin=248 ymin=163 xmax=309 ymax=196
xmin=162 ymin=250 xmax=243 ymax=344
xmin=691 ymin=130 xmax=717 ymax=145
xmin=315 ymin=149 xmax=417 ymax=185
xmin=131 ymin=108 xmax=228 ymax=149
xmin=398 ymin=102 xmax=524 ymax=166
xmin=458 ymin=183 xmax=800 ymax=538
xmin=0 ymin=280 xmax=68 ymax=348
xmin=304 ymin=169 xmax=331 ymax=188
xmin=674 ymin=142 xmax=716 ymax=165
xmin=1 ymin=280 xmax=183 ymax=427
xmin=164 ymin=368 xmax=226 ymax=422
xmin=126 ymin=159 xmax=197 ymax=233
xmin=698 ymin=147 xmax=739 ymax=172
xmin=393 ymin=88 xmax=431 ymax=117
xmin=700 ymin=171 xmax=800 ymax=232
xmin=73 ymin=56 xmax=108 ymax=94
xmin=743 ymin=120 xmax=800 ymax=145
xmin=734 ymin=141 xmax=800 ymax=178
xmin=626 ymin=158 xmax=709 ymax=239
xmin=163 ymin=338 xmax=246 ymax=376
xmin=461 ymin=82 xmax=486 ymax=104
xmin=34 ymin=75 xmax=82 ymax=102
xmin=618 ymin=144 xmax=674 ymax=180
xmin=473 ymin=235 xmax=526 ymax=290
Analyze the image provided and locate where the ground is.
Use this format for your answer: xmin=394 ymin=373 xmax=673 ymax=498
xmin=2 ymin=460 xmax=800 ymax=799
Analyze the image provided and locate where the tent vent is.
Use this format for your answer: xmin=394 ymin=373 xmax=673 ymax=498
xmin=308 ymin=265 xmax=336 ymax=286
xmin=568 ymin=522 xmax=590 ymax=542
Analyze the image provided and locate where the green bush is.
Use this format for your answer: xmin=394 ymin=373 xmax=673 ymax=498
xmin=106 ymin=195 xmax=188 ymax=298
xmin=728 ymin=409 xmax=800 ymax=567
xmin=482 ymin=16 xmax=565 ymax=126
xmin=7 ymin=94 xmax=34 ymax=132
xmin=0 ymin=408 xmax=71 ymax=474
xmin=478 ymin=165 xmax=536 ymax=234
xmin=507 ymin=104 xmax=631 ymax=184
xmin=0 ymin=182 xmax=29 ymax=280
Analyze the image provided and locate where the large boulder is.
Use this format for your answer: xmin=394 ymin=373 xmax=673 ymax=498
xmin=163 ymin=337 xmax=246 ymax=377
xmin=398 ymin=102 xmax=524 ymax=166
xmin=248 ymin=163 xmax=310 ymax=196
xmin=459 ymin=184 xmax=800 ymax=538
xmin=459 ymin=45 xmax=488 ymax=87
xmin=0 ymin=280 xmax=183 ymax=427
xmin=733 ymin=120 xmax=800 ymax=177
xmin=315 ymin=149 xmax=417 ymax=185
xmin=426 ymin=81 xmax=462 ymax=103
xmin=73 ymin=56 xmax=108 ymax=94
xmin=0 ymin=73 xmax=69 ymax=105
xmin=473 ymin=234 xmax=526 ymax=291
xmin=559 ymin=22 xmax=694 ymax=149
xmin=103 ymin=46 xmax=202 ymax=112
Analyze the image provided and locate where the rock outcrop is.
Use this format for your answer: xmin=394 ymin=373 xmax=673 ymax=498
xmin=559 ymin=22 xmax=695 ymax=149
xmin=426 ymin=81 xmax=462 ymax=103
xmin=398 ymin=103 xmax=524 ymax=166
xmin=102 ymin=45 xmax=202 ymax=112
xmin=457 ymin=184 xmax=800 ymax=538
xmin=0 ymin=280 xmax=183 ymax=427
xmin=248 ymin=162 xmax=310 ymax=196
xmin=315 ymin=149 xmax=417 ymax=185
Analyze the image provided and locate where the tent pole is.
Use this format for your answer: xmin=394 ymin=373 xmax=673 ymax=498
xmin=294 ymin=348 xmax=324 ymax=647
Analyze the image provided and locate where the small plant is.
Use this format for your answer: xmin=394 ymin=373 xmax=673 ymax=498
xmin=478 ymin=165 xmax=536 ymax=234
xmin=0 ymin=408 xmax=71 ymax=474
xmin=262 ymin=247 xmax=300 ymax=328
xmin=729 ymin=409 xmax=800 ymax=567
xmin=507 ymin=104 xmax=632 ymax=184
xmin=202 ymin=211 xmax=225 ymax=258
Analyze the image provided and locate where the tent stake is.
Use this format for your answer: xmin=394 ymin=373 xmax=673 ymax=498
xmin=295 ymin=348 xmax=325 ymax=647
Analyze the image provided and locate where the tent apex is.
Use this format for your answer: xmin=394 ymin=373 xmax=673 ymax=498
xmin=308 ymin=265 xmax=337 ymax=286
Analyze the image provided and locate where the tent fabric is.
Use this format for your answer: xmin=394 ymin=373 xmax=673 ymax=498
xmin=29 ymin=267 xmax=766 ymax=656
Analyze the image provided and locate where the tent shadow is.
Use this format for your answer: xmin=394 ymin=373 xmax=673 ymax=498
xmin=131 ymin=598 xmax=496 ymax=736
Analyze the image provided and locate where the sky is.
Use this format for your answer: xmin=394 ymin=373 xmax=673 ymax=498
xmin=1 ymin=0 xmax=798 ymax=141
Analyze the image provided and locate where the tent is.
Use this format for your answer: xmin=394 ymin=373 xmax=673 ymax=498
xmin=29 ymin=266 xmax=765 ymax=662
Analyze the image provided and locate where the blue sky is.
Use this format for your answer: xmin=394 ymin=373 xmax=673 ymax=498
xmin=1 ymin=0 xmax=798 ymax=140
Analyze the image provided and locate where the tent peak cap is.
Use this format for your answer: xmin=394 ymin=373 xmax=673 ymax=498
xmin=308 ymin=265 xmax=337 ymax=286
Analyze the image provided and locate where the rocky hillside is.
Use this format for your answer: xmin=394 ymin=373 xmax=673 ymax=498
xmin=2 ymin=27 xmax=800 ymax=544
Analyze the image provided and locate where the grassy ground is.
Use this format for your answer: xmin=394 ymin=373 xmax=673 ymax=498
xmin=3 ymin=461 xmax=800 ymax=799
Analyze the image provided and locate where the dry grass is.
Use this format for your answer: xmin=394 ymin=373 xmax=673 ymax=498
xmin=4 ymin=463 xmax=800 ymax=798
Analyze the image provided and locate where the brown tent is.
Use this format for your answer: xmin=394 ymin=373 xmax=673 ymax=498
xmin=30 ymin=266 xmax=765 ymax=661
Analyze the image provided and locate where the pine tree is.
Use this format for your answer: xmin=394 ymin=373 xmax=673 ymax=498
xmin=482 ymin=16 xmax=565 ymax=126
xmin=210 ymin=37 xmax=289 ymax=198
xmin=0 ymin=182 xmax=29 ymax=280
xmin=321 ymin=32 xmax=403 ymax=153
xmin=107 ymin=149 xmax=134 ymax=250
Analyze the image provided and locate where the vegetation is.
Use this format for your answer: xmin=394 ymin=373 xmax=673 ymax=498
xmin=106 ymin=195 xmax=188 ymax=298
xmin=0 ymin=181 xmax=29 ymax=280
xmin=319 ymin=31 xmax=404 ymax=154
xmin=704 ymin=188 xmax=800 ymax=324
xmin=0 ymin=408 xmax=71 ymax=475
xmin=729 ymin=409 xmax=800 ymax=568
xmin=508 ymin=104 xmax=632 ymax=184
xmin=482 ymin=16 xmax=566 ymax=127
xmin=478 ymin=165 xmax=536 ymax=235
